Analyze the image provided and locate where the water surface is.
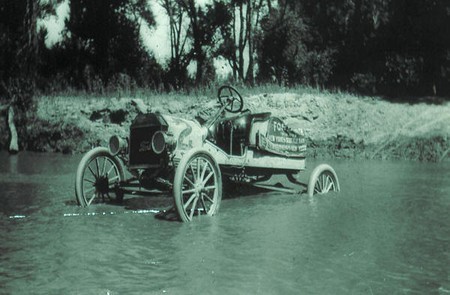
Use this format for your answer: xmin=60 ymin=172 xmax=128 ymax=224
xmin=0 ymin=152 xmax=449 ymax=294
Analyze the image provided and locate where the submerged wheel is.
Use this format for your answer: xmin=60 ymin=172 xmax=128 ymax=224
xmin=75 ymin=147 xmax=124 ymax=207
xmin=173 ymin=150 xmax=222 ymax=222
xmin=307 ymin=164 xmax=340 ymax=197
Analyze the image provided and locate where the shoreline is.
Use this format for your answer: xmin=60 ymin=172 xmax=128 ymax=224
xmin=1 ymin=90 xmax=448 ymax=162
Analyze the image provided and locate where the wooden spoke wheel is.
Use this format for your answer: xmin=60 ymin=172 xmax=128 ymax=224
xmin=75 ymin=147 xmax=124 ymax=207
xmin=307 ymin=164 xmax=340 ymax=197
xmin=173 ymin=151 xmax=222 ymax=222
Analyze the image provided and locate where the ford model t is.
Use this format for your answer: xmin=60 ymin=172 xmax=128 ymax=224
xmin=75 ymin=86 xmax=340 ymax=222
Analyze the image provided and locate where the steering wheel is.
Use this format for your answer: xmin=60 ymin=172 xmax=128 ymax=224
xmin=217 ymin=85 xmax=244 ymax=113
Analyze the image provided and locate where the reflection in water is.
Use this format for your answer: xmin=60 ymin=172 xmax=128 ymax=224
xmin=9 ymin=154 xmax=18 ymax=174
xmin=0 ymin=152 xmax=449 ymax=294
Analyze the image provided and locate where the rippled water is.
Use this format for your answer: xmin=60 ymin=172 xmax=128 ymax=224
xmin=0 ymin=152 xmax=449 ymax=294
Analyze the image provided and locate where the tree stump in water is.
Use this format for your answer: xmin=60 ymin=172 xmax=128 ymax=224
xmin=8 ymin=106 xmax=18 ymax=154
xmin=1 ymin=104 xmax=18 ymax=154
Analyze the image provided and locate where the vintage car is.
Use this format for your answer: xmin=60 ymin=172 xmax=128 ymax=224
xmin=75 ymin=86 xmax=340 ymax=221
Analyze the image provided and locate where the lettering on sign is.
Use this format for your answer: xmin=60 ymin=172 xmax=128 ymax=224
xmin=258 ymin=117 xmax=306 ymax=157
xmin=267 ymin=135 xmax=304 ymax=144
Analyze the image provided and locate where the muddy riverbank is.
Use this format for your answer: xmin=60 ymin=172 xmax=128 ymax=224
xmin=1 ymin=90 xmax=448 ymax=162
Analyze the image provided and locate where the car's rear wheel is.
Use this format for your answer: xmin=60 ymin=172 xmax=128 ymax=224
xmin=75 ymin=147 xmax=124 ymax=206
xmin=307 ymin=164 xmax=340 ymax=197
xmin=173 ymin=150 xmax=222 ymax=222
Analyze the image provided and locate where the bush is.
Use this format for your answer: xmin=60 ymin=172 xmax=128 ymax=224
xmin=385 ymin=54 xmax=422 ymax=87
xmin=351 ymin=72 xmax=378 ymax=94
xmin=300 ymin=49 xmax=336 ymax=88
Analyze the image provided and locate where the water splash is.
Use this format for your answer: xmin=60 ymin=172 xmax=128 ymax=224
xmin=8 ymin=215 xmax=26 ymax=219
xmin=8 ymin=209 xmax=162 ymax=220
xmin=63 ymin=209 xmax=161 ymax=217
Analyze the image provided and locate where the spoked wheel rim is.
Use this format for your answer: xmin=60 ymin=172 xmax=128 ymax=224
xmin=80 ymin=154 xmax=123 ymax=206
xmin=75 ymin=147 xmax=124 ymax=207
xmin=313 ymin=171 xmax=337 ymax=195
xmin=174 ymin=152 xmax=222 ymax=222
xmin=307 ymin=164 xmax=340 ymax=197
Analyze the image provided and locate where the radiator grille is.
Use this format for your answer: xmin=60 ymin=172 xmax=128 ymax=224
xmin=128 ymin=113 xmax=168 ymax=168
xmin=129 ymin=126 xmax=160 ymax=168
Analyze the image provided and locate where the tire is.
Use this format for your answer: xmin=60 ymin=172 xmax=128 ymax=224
xmin=307 ymin=164 xmax=340 ymax=197
xmin=173 ymin=150 xmax=222 ymax=222
xmin=75 ymin=147 xmax=125 ymax=207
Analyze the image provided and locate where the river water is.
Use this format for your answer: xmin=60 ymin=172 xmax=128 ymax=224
xmin=0 ymin=152 xmax=448 ymax=294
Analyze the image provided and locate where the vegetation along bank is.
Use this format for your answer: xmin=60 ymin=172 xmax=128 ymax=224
xmin=1 ymin=87 xmax=448 ymax=162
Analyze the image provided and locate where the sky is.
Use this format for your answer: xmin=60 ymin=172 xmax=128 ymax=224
xmin=38 ymin=0 xmax=70 ymax=48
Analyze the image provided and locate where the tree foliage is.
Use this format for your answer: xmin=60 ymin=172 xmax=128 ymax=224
xmin=56 ymin=0 xmax=160 ymax=90
xmin=160 ymin=0 xmax=190 ymax=89
xmin=214 ymin=0 xmax=265 ymax=85
xmin=0 ymin=0 xmax=62 ymax=108
xmin=298 ymin=0 xmax=450 ymax=95
xmin=1 ymin=0 xmax=449 ymax=98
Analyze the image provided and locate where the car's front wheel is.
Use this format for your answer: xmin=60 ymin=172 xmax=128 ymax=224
xmin=173 ymin=150 xmax=222 ymax=222
xmin=75 ymin=147 xmax=124 ymax=207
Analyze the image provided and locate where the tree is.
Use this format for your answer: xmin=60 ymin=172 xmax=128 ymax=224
xmin=63 ymin=0 xmax=157 ymax=90
xmin=383 ymin=0 xmax=450 ymax=96
xmin=0 ymin=0 xmax=68 ymax=106
xmin=178 ymin=0 xmax=230 ymax=86
xmin=257 ymin=1 xmax=338 ymax=87
xmin=0 ymin=0 xmax=63 ymax=152
xmin=160 ymin=0 xmax=191 ymax=89
xmin=0 ymin=0 xmax=55 ymax=99
xmin=216 ymin=0 xmax=266 ymax=84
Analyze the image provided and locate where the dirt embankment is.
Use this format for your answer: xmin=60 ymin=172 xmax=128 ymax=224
xmin=1 ymin=91 xmax=449 ymax=162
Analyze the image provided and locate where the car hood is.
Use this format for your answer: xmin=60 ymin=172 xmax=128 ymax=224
xmin=162 ymin=115 xmax=205 ymax=151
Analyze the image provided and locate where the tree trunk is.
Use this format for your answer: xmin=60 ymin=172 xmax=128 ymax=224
xmin=194 ymin=40 xmax=204 ymax=85
xmin=246 ymin=0 xmax=255 ymax=86
xmin=231 ymin=7 xmax=238 ymax=81
xmin=238 ymin=2 xmax=245 ymax=81
xmin=1 ymin=104 xmax=18 ymax=154
xmin=22 ymin=0 xmax=39 ymax=80
xmin=8 ymin=106 xmax=18 ymax=154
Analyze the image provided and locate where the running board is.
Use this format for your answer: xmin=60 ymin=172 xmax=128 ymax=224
xmin=252 ymin=183 xmax=300 ymax=194
xmin=250 ymin=174 xmax=307 ymax=194
xmin=119 ymin=188 xmax=165 ymax=196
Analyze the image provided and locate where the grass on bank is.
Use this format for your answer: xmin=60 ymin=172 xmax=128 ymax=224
xmin=3 ymin=83 xmax=448 ymax=161
xmin=39 ymin=83 xmax=354 ymax=100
